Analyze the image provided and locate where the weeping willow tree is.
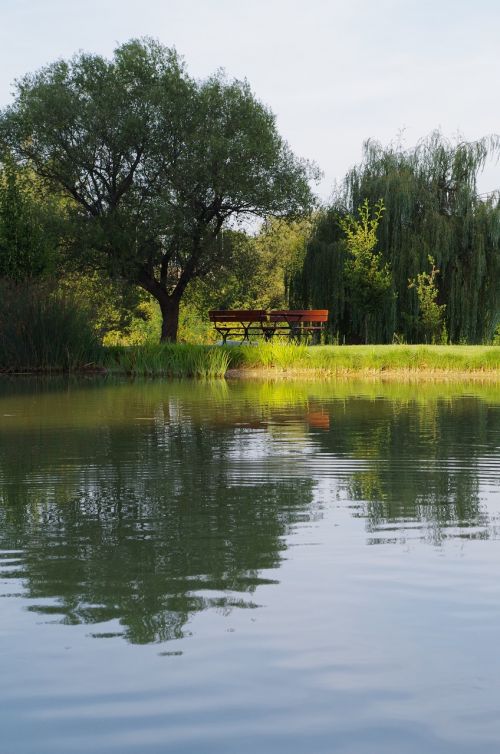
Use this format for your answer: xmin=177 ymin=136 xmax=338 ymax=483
xmin=292 ymin=133 xmax=500 ymax=343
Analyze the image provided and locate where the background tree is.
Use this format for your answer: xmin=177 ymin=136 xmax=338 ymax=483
xmin=0 ymin=152 xmax=161 ymax=348
xmin=293 ymin=133 xmax=500 ymax=343
xmin=408 ymin=256 xmax=447 ymax=343
xmin=0 ymin=155 xmax=61 ymax=280
xmin=339 ymin=199 xmax=392 ymax=343
xmin=186 ymin=218 xmax=312 ymax=310
xmin=1 ymin=39 xmax=318 ymax=342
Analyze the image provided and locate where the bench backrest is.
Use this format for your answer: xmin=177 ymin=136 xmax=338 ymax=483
xmin=269 ymin=310 xmax=329 ymax=323
xmin=209 ymin=309 xmax=268 ymax=323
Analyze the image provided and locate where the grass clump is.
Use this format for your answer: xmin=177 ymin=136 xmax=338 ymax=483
xmin=105 ymin=343 xmax=231 ymax=378
xmin=229 ymin=340 xmax=311 ymax=369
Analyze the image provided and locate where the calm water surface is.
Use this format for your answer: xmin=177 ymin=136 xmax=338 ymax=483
xmin=1 ymin=378 xmax=500 ymax=753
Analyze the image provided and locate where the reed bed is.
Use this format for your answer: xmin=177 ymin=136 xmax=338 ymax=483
xmin=105 ymin=343 xmax=231 ymax=378
xmin=0 ymin=284 xmax=102 ymax=372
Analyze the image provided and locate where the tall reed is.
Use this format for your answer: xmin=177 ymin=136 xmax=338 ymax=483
xmin=105 ymin=343 xmax=231 ymax=378
xmin=0 ymin=281 xmax=103 ymax=372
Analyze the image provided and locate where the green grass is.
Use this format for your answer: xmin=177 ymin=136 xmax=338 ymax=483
xmin=105 ymin=343 xmax=231 ymax=378
xmin=226 ymin=342 xmax=500 ymax=374
xmin=104 ymin=342 xmax=500 ymax=378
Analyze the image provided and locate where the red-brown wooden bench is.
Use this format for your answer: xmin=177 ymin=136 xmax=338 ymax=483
xmin=209 ymin=309 xmax=329 ymax=343
xmin=209 ymin=310 xmax=268 ymax=344
xmin=268 ymin=310 xmax=329 ymax=342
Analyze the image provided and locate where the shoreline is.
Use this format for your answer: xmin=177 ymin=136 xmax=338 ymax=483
xmin=1 ymin=365 xmax=500 ymax=382
xmin=225 ymin=367 xmax=500 ymax=382
xmin=1 ymin=344 xmax=500 ymax=381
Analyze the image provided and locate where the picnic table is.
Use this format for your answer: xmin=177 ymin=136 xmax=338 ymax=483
xmin=208 ymin=310 xmax=269 ymax=344
xmin=268 ymin=310 xmax=329 ymax=342
xmin=209 ymin=309 xmax=328 ymax=344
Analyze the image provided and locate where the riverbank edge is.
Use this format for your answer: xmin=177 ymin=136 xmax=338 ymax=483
xmin=2 ymin=366 xmax=500 ymax=382
xmin=2 ymin=344 xmax=500 ymax=380
xmin=224 ymin=366 xmax=500 ymax=382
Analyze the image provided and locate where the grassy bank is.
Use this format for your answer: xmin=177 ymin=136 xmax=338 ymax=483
xmin=2 ymin=341 xmax=500 ymax=378
xmin=102 ymin=342 xmax=500 ymax=378
xmin=226 ymin=343 xmax=500 ymax=377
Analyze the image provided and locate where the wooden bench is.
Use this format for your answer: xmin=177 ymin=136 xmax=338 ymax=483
xmin=209 ymin=309 xmax=329 ymax=343
xmin=268 ymin=310 xmax=329 ymax=342
xmin=209 ymin=310 xmax=268 ymax=344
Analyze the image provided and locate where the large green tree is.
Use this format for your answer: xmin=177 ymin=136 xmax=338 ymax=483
xmin=293 ymin=133 xmax=500 ymax=343
xmin=1 ymin=39 xmax=317 ymax=341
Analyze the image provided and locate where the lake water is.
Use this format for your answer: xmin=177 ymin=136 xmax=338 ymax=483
xmin=1 ymin=378 xmax=500 ymax=754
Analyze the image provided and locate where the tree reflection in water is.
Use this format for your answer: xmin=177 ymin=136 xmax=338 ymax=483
xmin=0 ymin=378 xmax=498 ymax=643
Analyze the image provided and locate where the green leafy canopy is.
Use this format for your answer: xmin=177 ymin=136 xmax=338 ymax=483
xmin=293 ymin=133 xmax=500 ymax=344
xmin=0 ymin=38 xmax=319 ymax=341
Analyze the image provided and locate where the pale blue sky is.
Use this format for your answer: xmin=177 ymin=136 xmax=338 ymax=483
xmin=1 ymin=0 xmax=499 ymax=198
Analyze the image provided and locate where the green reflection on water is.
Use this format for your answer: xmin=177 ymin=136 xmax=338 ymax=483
xmin=0 ymin=377 xmax=499 ymax=644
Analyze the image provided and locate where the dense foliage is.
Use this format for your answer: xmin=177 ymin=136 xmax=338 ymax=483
xmin=339 ymin=199 xmax=393 ymax=343
xmin=1 ymin=39 xmax=499 ymax=353
xmin=0 ymin=157 xmax=61 ymax=280
xmin=408 ymin=256 xmax=447 ymax=343
xmin=179 ymin=218 xmax=313 ymax=342
xmin=1 ymin=38 xmax=317 ymax=342
xmin=292 ymin=134 xmax=500 ymax=343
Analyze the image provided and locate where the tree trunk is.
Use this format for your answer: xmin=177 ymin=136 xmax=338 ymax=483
xmin=136 ymin=270 xmax=183 ymax=343
xmin=159 ymin=295 xmax=180 ymax=342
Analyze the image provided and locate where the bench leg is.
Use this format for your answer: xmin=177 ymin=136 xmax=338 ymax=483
xmin=215 ymin=328 xmax=229 ymax=345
